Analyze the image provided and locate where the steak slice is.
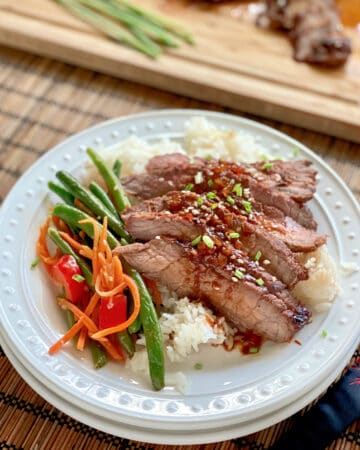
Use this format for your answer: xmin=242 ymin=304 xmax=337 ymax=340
xmin=121 ymin=154 xmax=318 ymax=229
xmin=116 ymin=238 xmax=311 ymax=342
xmin=259 ymin=0 xmax=351 ymax=66
xmin=122 ymin=190 xmax=326 ymax=286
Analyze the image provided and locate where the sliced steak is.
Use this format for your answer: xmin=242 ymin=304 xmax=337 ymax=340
xmin=116 ymin=238 xmax=311 ymax=342
xmin=121 ymin=154 xmax=318 ymax=229
xmin=122 ymin=190 xmax=326 ymax=286
xmin=259 ymin=0 xmax=351 ymax=66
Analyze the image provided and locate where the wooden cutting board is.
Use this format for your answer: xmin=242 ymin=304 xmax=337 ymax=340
xmin=0 ymin=0 xmax=359 ymax=142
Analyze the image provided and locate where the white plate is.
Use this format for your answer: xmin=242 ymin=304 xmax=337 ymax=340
xmin=0 ymin=110 xmax=359 ymax=435
xmin=2 ymin=326 xmax=358 ymax=445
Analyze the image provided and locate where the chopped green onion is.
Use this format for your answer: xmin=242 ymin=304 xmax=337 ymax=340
xmin=234 ymin=269 xmax=244 ymax=279
xmin=202 ymin=235 xmax=214 ymax=249
xmin=321 ymin=329 xmax=328 ymax=338
xmin=191 ymin=235 xmax=202 ymax=247
xmin=207 ymin=192 xmax=216 ymax=200
xmin=205 ymin=154 xmax=212 ymax=161
xmin=226 ymin=195 xmax=235 ymax=206
xmin=261 ymin=162 xmax=274 ymax=171
xmin=260 ymin=153 xmax=269 ymax=161
xmin=256 ymin=278 xmax=264 ymax=286
xmin=194 ymin=171 xmax=203 ymax=184
xmin=31 ymin=256 xmax=40 ymax=270
xmin=207 ymin=179 xmax=214 ymax=187
xmin=292 ymin=147 xmax=300 ymax=157
xmin=254 ymin=250 xmax=262 ymax=261
xmin=197 ymin=197 xmax=204 ymax=207
xmin=242 ymin=200 xmax=252 ymax=214
xmin=72 ymin=274 xmax=85 ymax=283
xmin=249 ymin=347 xmax=259 ymax=354
xmin=194 ymin=362 xmax=203 ymax=370
xmin=184 ymin=183 xmax=194 ymax=191
xmin=229 ymin=232 xmax=240 ymax=239
xmin=232 ymin=183 xmax=243 ymax=197
xmin=211 ymin=203 xmax=218 ymax=210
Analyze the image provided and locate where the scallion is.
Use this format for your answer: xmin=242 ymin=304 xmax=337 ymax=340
xmin=31 ymin=256 xmax=40 ymax=269
xmin=229 ymin=232 xmax=240 ymax=239
xmin=226 ymin=195 xmax=235 ymax=206
xmin=202 ymin=235 xmax=214 ymax=249
xmin=242 ymin=200 xmax=252 ymax=214
xmin=254 ymin=250 xmax=262 ymax=261
xmin=191 ymin=235 xmax=202 ymax=247
xmin=232 ymin=183 xmax=242 ymax=197
xmin=256 ymin=278 xmax=264 ymax=286
xmin=72 ymin=274 xmax=85 ymax=283
xmin=234 ymin=269 xmax=244 ymax=279
xmin=184 ymin=183 xmax=194 ymax=191
xmin=261 ymin=162 xmax=274 ymax=171
xmin=207 ymin=192 xmax=216 ymax=200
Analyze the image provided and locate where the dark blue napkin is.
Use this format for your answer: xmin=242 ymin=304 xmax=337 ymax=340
xmin=269 ymin=358 xmax=360 ymax=450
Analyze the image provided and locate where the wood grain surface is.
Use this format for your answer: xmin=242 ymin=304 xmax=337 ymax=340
xmin=0 ymin=45 xmax=359 ymax=450
xmin=0 ymin=0 xmax=359 ymax=143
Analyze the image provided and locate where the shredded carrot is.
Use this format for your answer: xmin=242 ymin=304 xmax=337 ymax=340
xmin=91 ymin=275 xmax=140 ymax=339
xmin=77 ymin=327 xmax=87 ymax=351
xmin=49 ymin=318 xmax=84 ymax=355
xmin=79 ymin=218 xmax=100 ymax=284
xmin=59 ymin=231 xmax=93 ymax=259
xmin=95 ymin=278 xmax=126 ymax=297
xmin=36 ymin=217 xmax=61 ymax=272
xmin=57 ymin=297 xmax=123 ymax=360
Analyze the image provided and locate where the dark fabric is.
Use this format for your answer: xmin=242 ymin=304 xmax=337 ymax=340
xmin=270 ymin=361 xmax=360 ymax=450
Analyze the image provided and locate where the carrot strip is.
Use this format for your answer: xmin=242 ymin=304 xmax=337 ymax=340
xmin=59 ymin=231 xmax=93 ymax=258
xmin=77 ymin=327 xmax=87 ymax=351
xmin=84 ymin=292 xmax=101 ymax=316
xmin=48 ymin=318 xmax=84 ymax=355
xmin=113 ymin=256 xmax=123 ymax=285
xmin=91 ymin=274 xmax=140 ymax=338
xmin=95 ymin=279 xmax=126 ymax=297
xmin=37 ymin=217 xmax=61 ymax=271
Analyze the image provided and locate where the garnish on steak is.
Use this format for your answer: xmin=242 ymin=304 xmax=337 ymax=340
xmin=259 ymin=0 xmax=351 ymax=66
xmin=116 ymin=154 xmax=327 ymax=343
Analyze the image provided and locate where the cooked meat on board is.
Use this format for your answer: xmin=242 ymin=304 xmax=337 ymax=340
xmin=118 ymin=154 xmax=327 ymax=342
xmin=259 ymin=0 xmax=351 ymax=66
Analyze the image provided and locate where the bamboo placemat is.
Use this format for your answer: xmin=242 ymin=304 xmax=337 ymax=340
xmin=0 ymin=45 xmax=359 ymax=450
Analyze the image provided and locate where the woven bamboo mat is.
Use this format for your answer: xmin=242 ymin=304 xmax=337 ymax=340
xmin=0 ymin=45 xmax=359 ymax=450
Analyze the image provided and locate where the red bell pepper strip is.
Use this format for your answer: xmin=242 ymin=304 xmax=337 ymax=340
xmin=52 ymin=254 xmax=87 ymax=304
xmin=99 ymin=294 xmax=127 ymax=330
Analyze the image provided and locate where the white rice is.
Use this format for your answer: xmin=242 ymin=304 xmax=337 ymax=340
xmin=99 ymin=117 xmax=339 ymax=385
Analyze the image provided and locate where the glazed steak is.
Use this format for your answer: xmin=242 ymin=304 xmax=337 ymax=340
xmin=260 ymin=0 xmax=351 ymax=66
xmin=122 ymin=154 xmax=318 ymax=229
xmin=116 ymin=238 xmax=311 ymax=343
xmin=122 ymin=191 xmax=326 ymax=287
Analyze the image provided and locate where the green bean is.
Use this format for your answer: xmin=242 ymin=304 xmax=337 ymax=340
xmin=48 ymin=181 xmax=75 ymax=205
xmin=54 ymin=0 xmax=160 ymax=58
xmin=52 ymin=204 xmax=119 ymax=249
xmin=123 ymin=261 xmax=164 ymax=390
xmin=89 ymin=181 xmax=119 ymax=219
xmin=90 ymin=341 xmax=108 ymax=369
xmin=79 ymin=0 xmax=178 ymax=47
xmin=47 ymin=227 xmax=93 ymax=289
xmin=117 ymin=331 xmax=135 ymax=358
xmin=56 ymin=170 xmax=131 ymax=242
xmin=113 ymin=0 xmax=194 ymax=44
xmin=112 ymin=159 xmax=122 ymax=178
xmin=87 ymin=148 xmax=131 ymax=213
xmin=65 ymin=310 xmax=78 ymax=346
